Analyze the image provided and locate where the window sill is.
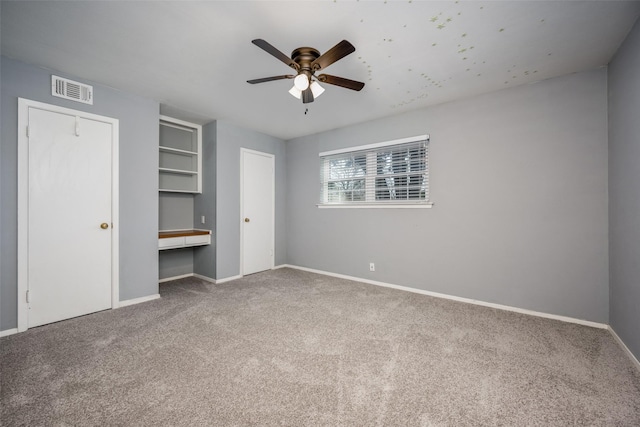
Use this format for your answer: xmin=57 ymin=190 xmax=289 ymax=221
xmin=317 ymin=202 xmax=434 ymax=209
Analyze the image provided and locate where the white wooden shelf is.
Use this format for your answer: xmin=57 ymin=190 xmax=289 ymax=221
xmin=159 ymin=116 xmax=202 ymax=193
xmin=159 ymin=146 xmax=198 ymax=156
xmin=159 ymin=167 xmax=198 ymax=175
xmin=158 ymin=188 xmax=198 ymax=193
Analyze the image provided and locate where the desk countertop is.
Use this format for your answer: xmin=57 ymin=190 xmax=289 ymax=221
xmin=158 ymin=229 xmax=211 ymax=239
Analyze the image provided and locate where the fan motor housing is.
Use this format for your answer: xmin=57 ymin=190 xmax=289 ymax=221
xmin=291 ymin=47 xmax=320 ymax=71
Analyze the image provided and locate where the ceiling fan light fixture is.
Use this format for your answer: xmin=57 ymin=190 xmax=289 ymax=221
xmin=310 ymin=81 xmax=325 ymax=98
xmin=249 ymin=39 xmax=364 ymax=103
xmin=289 ymin=85 xmax=302 ymax=99
xmin=293 ymin=74 xmax=310 ymax=91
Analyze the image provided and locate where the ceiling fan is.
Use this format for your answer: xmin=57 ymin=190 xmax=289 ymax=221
xmin=247 ymin=39 xmax=365 ymax=104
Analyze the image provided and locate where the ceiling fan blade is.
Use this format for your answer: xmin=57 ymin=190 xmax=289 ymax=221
xmin=311 ymin=40 xmax=355 ymax=71
xmin=251 ymin=39 xmax=299 ymax=70
xmin=247 ymin=75 xmax=294 ymax=84
xmin=302 ymin=87 xmax=314 ymax=104
xmin=317 ymin=74 xmax=365 ymax=91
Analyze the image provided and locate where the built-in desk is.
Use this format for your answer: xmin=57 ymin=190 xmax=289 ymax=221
xmin=159 ymin=229 xmax=211 ymax=250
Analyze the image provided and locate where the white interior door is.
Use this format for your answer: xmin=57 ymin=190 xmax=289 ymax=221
xmin=241 ymin=149 xmax=274 ymax=275
xmin=25 ymin=103 xmax=115 ymax=328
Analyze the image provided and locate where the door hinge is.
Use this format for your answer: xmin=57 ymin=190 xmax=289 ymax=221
xmin=26 ymin=126 xmax=30 ymax=138
xmin=26 ymin=290 xmax=30 ymax=303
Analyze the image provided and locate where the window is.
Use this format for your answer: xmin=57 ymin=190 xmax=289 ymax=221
xmin=319 ymin=135 xmax=431 ymax=208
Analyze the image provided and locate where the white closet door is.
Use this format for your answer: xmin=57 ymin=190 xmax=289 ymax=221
xmin=27 ymin=107 xmax=113 ymax=327
xmin=241 ymin=149 xmax=274 ymax=275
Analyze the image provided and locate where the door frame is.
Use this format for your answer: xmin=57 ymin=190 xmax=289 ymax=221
xmin=17 ymin=98 xmax=120 ymax=332
xmin=239 ymin=148 xmax=275 ymax=276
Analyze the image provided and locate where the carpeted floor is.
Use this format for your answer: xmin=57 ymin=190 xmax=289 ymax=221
xmin=1 ymin=268 xmax=639 ymax=426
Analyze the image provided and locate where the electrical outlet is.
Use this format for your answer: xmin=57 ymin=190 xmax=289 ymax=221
xmin=369 ymin=262 xmax=375 ymax=272
xmin=201 ymin=215 xmax=206 ymax=224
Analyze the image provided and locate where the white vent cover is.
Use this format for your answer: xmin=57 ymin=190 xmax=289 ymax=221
xmin=51 ymin=75 xmax=93 ymax=105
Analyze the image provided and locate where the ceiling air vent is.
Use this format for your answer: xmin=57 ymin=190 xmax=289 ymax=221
xmin=51 ymin=75 xmax=93 ymax=105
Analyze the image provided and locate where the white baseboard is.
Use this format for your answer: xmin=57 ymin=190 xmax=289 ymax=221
xmin=193 ymin=273 xmax=216 ymax=284
xmin=216 ymin=274 xmax=242 ymax=284
xmin=608 ymin=326 xmax=640 ymax=372
xmin=273 ymin=264 xmax=288 ymax=270
xmin=280 ymin=264 xmax=608 ymax=330
xmin=159 ymin=273 xmax=194 ymax=283
xmin=118 ymin=294 xmax=160 ymax=308
xmin=160 ymin=273 xmax=234 ymax=285
xmin=0 ymin=328 xmax=18 ymax=338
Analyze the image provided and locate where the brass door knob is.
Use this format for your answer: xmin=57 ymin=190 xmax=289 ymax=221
xmin=100 ymin=223 xmax=109 ymax=229
xmin=244 ymin=218 xmax=250 ymax=223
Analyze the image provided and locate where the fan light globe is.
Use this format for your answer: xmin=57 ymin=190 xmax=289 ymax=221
xmin=293 ymin=74 xmax=310 ymax=91
xmin=289 ymin=85 xmax=302 ymax=99
xmin=310 ymin=81 xmax=325 ymax=98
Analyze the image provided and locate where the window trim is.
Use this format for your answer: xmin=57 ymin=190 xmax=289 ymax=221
xmin=317 ymin=203 xmax=433 ymax=209
xmin=318 ymin=134 xmax=433 ymax=208
xmin=318 ymin=134 xmax=429 ymax=157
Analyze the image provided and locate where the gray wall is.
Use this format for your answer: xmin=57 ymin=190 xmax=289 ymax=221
xmin=609 ymin=20 xmax=640 ymax=360
xmin=0 ymin=8 xmax=4 ymax=328
xmin=193 ymin=121 xmax=217 ymax=280
xmin=159 ymin=250 xmax=194 ymax=280
xmin=216 ymin=121 xmax=287 ymax=280
xmin=159 ymin=193 xmax=195 ymax=280
xmin=286 ymin=68 xmax=609 ymax=323
xmin=1 ymin=57 xmax=159 ymax=330
xmin=159 ymin=193 xmax=194 ymax=230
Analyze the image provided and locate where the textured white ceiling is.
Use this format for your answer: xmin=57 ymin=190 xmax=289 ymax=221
xmin=2 ymin=1 xmax=639 ymax=140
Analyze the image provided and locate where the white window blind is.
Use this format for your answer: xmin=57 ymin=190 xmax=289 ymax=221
xmin=319 ymin=135 xmax=430 ymax=207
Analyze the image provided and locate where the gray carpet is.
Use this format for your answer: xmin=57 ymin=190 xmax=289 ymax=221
xmin=1 ymin=268 xmax=639 ymax=426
